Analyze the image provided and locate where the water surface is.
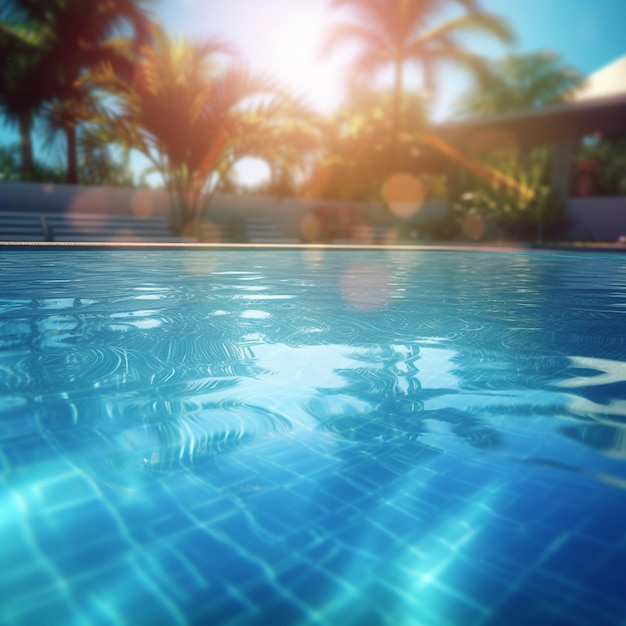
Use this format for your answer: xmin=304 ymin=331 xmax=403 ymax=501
xmin=1 ymin=248 xmax=626 ymax=626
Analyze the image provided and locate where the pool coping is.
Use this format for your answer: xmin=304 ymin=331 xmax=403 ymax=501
xmin=1 ymin=241 xmax=626 ymax=253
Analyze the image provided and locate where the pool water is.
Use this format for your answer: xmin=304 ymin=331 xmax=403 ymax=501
xmin=2 ymin=247 xmax=626 ymax=626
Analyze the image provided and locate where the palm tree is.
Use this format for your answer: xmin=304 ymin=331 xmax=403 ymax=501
xmin=455 ymin=51 xmax=584 ymax=116
xmin=0 ymin=16 xmax=51 ymax=177
xmin=90 ymin=26 xmax=320 ymax=233
xmin=322 ymin=0 xmax=513 ymax=168
xmin=1 ymin=0 xmax=152 ymax=184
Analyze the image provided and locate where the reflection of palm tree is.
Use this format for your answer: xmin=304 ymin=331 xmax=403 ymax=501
xmin=312 ymin=343 xmax=500 ymax=449
xmin=307 ymin=342 xmax=501 ymax=602
xmin=91 ymin=25 xmax=319 ymax=232
xmin=456 ymin=51 xmax=583 ymax=116
xmin=21 ymin=318 xmax=272 ymax=488
xmin=1 ymin=0 xmax=151 ymax=183
xmin=561 ymin=423 xmax=626 ymax=459
xmin=322 ymin=0 xmax=513 ymax=167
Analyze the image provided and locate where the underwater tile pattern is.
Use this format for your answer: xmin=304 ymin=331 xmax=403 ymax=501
xmin=2 ymin=248 xmax=626 ymax=625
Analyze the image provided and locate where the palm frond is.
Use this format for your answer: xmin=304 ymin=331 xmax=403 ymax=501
xmin=455 ymin=51 xmax=584 ymax=116
xmin=417 ymin=11 xmax=514 ymax=46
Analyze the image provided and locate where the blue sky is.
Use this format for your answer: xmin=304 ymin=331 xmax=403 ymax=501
xmin=2 ymin=0 xmax=626 ymax=183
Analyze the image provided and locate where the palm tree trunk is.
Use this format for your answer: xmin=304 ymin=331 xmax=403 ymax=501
xmin=65 ymin=124 xmax=78 ymax=184
xmin=391 ymin=55 xmax=403 ymax=173
xmin=18 ymin=113 xmax=35 ymax=178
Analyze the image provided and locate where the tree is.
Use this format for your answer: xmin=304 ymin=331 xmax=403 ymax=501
xmin=455 ymin=51 xmax=583 ymax=116
xmin=0 ymin=144 xmax=64 ymax=182
xmin=303 ymin=87 xmax=429 ymax=201
xmin=322 ymin=0 xmax=513 ymax=169
xmin=91 ymin=26 xmax=320 ymax=233
xmin=1 ymin=0 xmax=152 ymax=184
xmin=0 ymin=14 xmax=51 ymax=177
xmin=451 ymin=146 xmax=565 ymax=240
xmin=448 ymin=52 xmax=582 ymax=240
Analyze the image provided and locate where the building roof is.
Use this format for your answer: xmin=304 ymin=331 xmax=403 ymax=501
xmin=573 ymin=55 xmax=626 ymax=102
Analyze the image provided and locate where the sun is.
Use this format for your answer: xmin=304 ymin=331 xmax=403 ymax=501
xmin=234 ymin=157 xmax=271 ymax=188
xmin=263 ymin=11 xmax=326 ymax=92
xmin=242 ymin=1 xmax=346 ymax=114
xmin=165 ymin=1 xmax=347 ymax=114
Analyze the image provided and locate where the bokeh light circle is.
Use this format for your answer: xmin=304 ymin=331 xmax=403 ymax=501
xmin=382 ymin=172 xmax=425 ymax=218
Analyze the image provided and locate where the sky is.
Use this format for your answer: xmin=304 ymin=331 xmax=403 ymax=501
xmin=2 ymin=0 xmax=626 ymax=185
xmin=158 ymin=0 xmax=626 ymax=118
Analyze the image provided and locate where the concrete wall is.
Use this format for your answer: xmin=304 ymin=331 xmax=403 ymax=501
xmin=566 ymin=197 xmax=626 ymax=242
xmin=0 ymin=182 xmax=449 ymax=240
xmin=6 ymin=182 xmax=626 ymax=242
xmin=0 ymin=182 xmax=174 ymax=216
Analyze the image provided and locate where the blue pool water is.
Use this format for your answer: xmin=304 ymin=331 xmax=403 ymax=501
xmin=2 ymin=247 xmax=626 ymax=626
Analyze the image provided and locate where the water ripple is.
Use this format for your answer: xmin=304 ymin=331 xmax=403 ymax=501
xmin=113 ymin=401 xmax=293 ymax=471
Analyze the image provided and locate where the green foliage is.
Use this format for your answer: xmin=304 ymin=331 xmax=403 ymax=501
xmin=1 ymin=0 xmax=152 ymax=183
xmin=452 ymin=147 xmax=565 ymax=234
xmin=0 ymin=139 xmax=133 ymax=186
xmin=304 ymin=88 xmax=428 ymax=202
xmin=90 ymin=26 xmax=320 ymax=231
xmin=323 ymin=0 xmax=513 ymax=179
xmin=0 ymin=9 xmax=53 ymax=176
xmin=78 ymin=146 xmax=134 ymax=188
xmin=451 ymin=51 xmax=583 ymax=239
xmin=456 ymin=51 xmax=583 ymax=116
xmin=578 ymin=137 xmax=626 ymax=196
xmin=0 ymin=144 xmax=64 ymax=182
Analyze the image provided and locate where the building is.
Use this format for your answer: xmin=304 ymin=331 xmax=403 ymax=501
xmin=434 ymin=56 xmax=626 ymax=242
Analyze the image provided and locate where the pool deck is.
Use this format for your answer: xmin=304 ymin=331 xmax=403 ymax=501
xmin=1 ymin=240 xmax=626 ymax=253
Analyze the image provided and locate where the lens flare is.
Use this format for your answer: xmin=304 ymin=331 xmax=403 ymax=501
xmin=380 ymin=229 xmax=399 ymax=245
xmin=468 ymin=129 xmax=519 ymax=157
xmin=182 ymin=219 xmax=222 ymax=243
xmin=421 ymin=133 xmax=535 ymax=201
xmin=462 ymin=212 xmax=486 ymax=241
xmin=68 ymin=189 xmax=109 ymax=233
xmin=130 ymin=190 xmax=155 ymax=218
xmin=300 ymin=214 xmax=322 ymax=242
xmin=382 ymin=172 xmax=425 ymax=218
xmin=299 ymin=167 xmax=330 ymax=199
xmin=349 ymin=223 xmax=375 ymax=244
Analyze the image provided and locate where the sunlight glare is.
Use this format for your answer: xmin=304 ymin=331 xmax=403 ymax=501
xmin=255 ymin=3 xmax=342 ymax=109
xmin=234 ymin=157 xmax=271 ymax=188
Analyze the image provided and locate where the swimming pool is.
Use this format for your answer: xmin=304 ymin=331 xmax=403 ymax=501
xmin=2 ymin=246 xmax=626 ymax=626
